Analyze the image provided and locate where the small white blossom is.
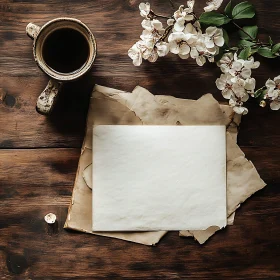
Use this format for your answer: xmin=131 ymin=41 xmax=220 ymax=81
xmin=204 ymin=0 xmax=223 ymax=12
xmin=229 ymin=97 xmax=249 ymax=115
xmin=244 ymin=77 xmax=256 ymax=93
xmin=243 ymin=56 xmax=260 ymax=69
xmin=204 ymin=27 xmax=224 ymax=48
xmin=217 ymin=53 xmax=234 ymax=73
xmin=216 ymin=73 xmax=234 ymax=99
xmin=265 ymin=75 xmax=280 ymax=110
xmin=168 ymin=32 xmax=194 ymax=59
xmin=156 ymin=41 xmax=170 ymax=57
xmin=173 ymin=3 xmax=195 ymax=32
xmin=139 ymin=2 xmax=151 ymax=18
xmin=128 ymin=43 xmax=143 ymax=66
xmin=190 ymin=45 xmax=207 ymax=66
xmin=140 ymin=19 xmax=164 ymax=41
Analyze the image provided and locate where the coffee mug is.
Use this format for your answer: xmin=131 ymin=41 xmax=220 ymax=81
xmin=26 ymin=17 xmax=97 ymax=115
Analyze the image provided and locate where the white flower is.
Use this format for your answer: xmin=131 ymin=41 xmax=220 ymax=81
xmin=265 ymin=75 xmax=280 ymax=110
xmin=168 ymin=32 xmax=193 ymax=59
xmin=243 ymin=56 xmax=260 ymax=69
xmin=140 ymin=19 xmax=164 ymax=41
xmin=266 ymin=75 xmax=280 ymax=99
xmin=244 ymin=77 xmax=256 ymax=93
xmin=139 ymin=2 xmax=151 ymax=18
xmin=173 ymin=3 xmax=195 ymax=32
xmin=229 ymin=56 xmax=252 ymax=81
xmin=155 ymin=41 xmax=169 ymax=57
xmin=136 ymin=40 xmax=158 ymax=62
xmin=128 ymin=43 xmax=143 ymax=66
xmin=190 ymin=45 xmax=207 ymax=66
xmin=141 ymin=19 xmax=164 ymax=33
xmin=232 ymin=78 xmax=249 ymax=101
xmin=270 ymin=98 xmax=280 ymax=110
xmin=229 ymin=96 xmax=249 ymax=115
xmin=204 ymin=27 xmax=224 ymax=48
xmin=217 ymin=53 xmax=234 ymax=73
xmin=204 ymin=0 xmax=223 ymax=12
xmin=216 ymin=73 xmax=234 ymax=99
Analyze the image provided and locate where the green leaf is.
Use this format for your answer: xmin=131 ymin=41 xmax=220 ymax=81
xmin=223 ymin=29 xmax=229 ymax=47
xmin=272 ymin=43 xmax=280 ymax=54
xmin=199 ymin=12 xmax=231 ymax=26
xmin=238 ymin=47 xmax=251 ymax=60
xmin=269 ymin=36 xmax=273 ymax=46
xmin=254 ymin=87 xmax=266 ymax=99
xmin=238 ymin=26 xmax=258 ymax=40
xmin=232 ymin=1 xmax=255 ymax=19
xmin=238 ymin=39 xmax=255 ymax=48
xmin=249 ymin=47 xmax=259 ymax=55
xmin=257 ymin=47 xmax=277 ymax=58
xmin=224 ymin=0 xmax=233 ymax=17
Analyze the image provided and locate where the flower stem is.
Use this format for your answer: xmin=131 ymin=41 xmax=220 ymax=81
xmin=169 ymin=0 xmax=175 ymax=9
xmin=155 ymin=25 xmax=173 ymax=45
xmin=153 ymin=13 xmax=171 ymax=20
xmin=232 ymin=21 xmax=255 ymax=41
xmin=232 ymin=20 xmax=270 ymax=47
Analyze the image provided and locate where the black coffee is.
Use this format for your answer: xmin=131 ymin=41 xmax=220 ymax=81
xmin=42 ymin=28 xmax=89 ymax=73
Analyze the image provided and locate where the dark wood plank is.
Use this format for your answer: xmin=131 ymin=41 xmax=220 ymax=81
xmin=0 ymin=148 xmax=279 ymax=279
xmin=0 ymin=0 xmax=280 ymax=148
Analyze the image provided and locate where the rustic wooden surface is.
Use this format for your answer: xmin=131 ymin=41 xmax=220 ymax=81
xmin=0 ymin=0 xmax=279 ymax=279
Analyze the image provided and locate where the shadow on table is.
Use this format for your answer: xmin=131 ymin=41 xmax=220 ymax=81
xmin=47 ymin=72 xmax=95 ymax=142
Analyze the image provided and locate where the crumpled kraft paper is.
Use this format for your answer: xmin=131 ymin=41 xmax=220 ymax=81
xmin=64 ymin=85 xmax=265 ymax=245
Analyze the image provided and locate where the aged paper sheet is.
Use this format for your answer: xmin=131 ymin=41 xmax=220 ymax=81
xmin=65 ymin=85 xmax=265 ymax=245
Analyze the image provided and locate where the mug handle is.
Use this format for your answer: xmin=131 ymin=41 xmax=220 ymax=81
xmin=26 ymin=22 xmax=41 ymax=39
xmin=36 ymin=80 xmax=62 ymax=115
xmin=26 ymin=23 xmax=62 ymax=115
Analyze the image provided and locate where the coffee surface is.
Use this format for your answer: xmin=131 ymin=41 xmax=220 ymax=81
xmin=42 ymin=28 xmax=89 ymax=73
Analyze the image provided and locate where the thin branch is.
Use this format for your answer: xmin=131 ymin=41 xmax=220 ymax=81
xmin=232 ymin=21 xmax=255 ymax=41
xmin=232 ymin=20 xmax=270 ymax=47
xmin=154 ymin=13 xmax=171 ymax=20
xmin=169 ymin=0 xmax=175 ymax=9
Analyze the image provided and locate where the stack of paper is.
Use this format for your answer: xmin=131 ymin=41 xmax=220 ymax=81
xmin=64 ymin=85 xmax=266 ymax=246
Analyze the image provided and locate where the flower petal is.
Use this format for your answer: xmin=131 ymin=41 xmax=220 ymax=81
xmin=265 ymin=79 xmax=276 ymax=89
xmin=214 ymin=36 xmax=224 ymax=47
xmin=190 ymin=47 xmax=199 ymax=58
xmin=156 ymin=42 xmax=169 ymax=57
xmin=206 ymin=26 xmax=217 ymax=36
xmin=196 ymin=56 xmax=206 ymax=66
xmin=241 ymin=68 xmax=252 ymax=79
xmin=178 ymin=53 xmax=190 ymax=59
xmin=180 ymin=44 xmax=190 ymax=55
xmin=270 ymin=100 xmax=280 ymax=110
xmin=232 ymin=105 xmax=248 ymax=115
xmin=169 ymin=41 xmax=180 ymax=54
xmin=216 ymin=76 xmax=226 ymax=90
xmin=174 ymin=18 xmax=185 ymax=32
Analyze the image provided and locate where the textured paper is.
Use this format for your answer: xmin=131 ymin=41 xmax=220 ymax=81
xmin=92 ymin=125 xmax=227 ymax=231
xmin=65 ymin=85 xmax=264 ymax=245
xmin=179 ymin=133 xmax=266 ymax=244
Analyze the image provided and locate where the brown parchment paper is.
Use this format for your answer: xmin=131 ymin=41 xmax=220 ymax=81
xmin=180 ymin=133 xmax=266 ymax=244
xmin=65 ymin=85 xmax=265 ymax=245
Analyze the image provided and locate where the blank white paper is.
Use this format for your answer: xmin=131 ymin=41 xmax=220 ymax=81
xmin=92 ymin=125 xmax=227 ymax=231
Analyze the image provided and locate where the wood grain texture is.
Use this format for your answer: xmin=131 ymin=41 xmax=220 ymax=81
xmin=0 ymin=0 xmax=279 ymax=279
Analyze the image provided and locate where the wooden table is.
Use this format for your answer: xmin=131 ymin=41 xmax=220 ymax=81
xmin=0 ymin=0 xmax=279 ymax=279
